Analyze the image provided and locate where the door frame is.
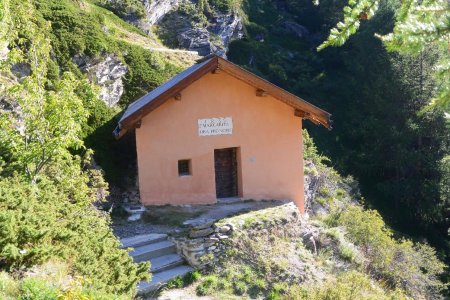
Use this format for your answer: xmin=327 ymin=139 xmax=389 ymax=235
xmin=213 ymin=147 xmax=242 ymax=199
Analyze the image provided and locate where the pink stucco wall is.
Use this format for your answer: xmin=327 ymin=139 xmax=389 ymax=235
xmin=135 ymin=71 xmax=304 ymax=211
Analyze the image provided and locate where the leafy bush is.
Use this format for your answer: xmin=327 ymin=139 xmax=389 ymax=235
xmin=338 ymin=244 xmax=356 ymax=261
xmin=287 ymin=271 xmax=408 ymax=300
xmin=208 ymin=0 xmax=239 ymax=13
xmin=178 ymin=2 xmax=208 ymax=25
xmin=166 ymin=270 xmax=203 ymax=289
xmin=303 ymin=129 xmax=329 ymax=167
xmin=267 ymin=283 xmax=287 ymax=300
xmin=0 ymin=175 xmax=149 ymax=295
xmin=120 ymin=43 xmax=182 ymax=107
xmin=19 ymin=278 xmax=59 ymax=300
xmin=0 ymin=272 xmax=19 ymax=299
xmin=0 ymin=264 xmax=132 ymax=300
xmin=35 ymin=0 xmax=116 ymax=72
xmin=196 ymin=275 xmax=219 ymax=296
xmin=326 ymin=204 xmax=446 ymax=297
xmin=0 ymin=1 xmax=149 ymax=296
xmin=184 ymin=270 xmax=202 ymax=285
xmin=96 ymin=0 xmax=145 ymax=18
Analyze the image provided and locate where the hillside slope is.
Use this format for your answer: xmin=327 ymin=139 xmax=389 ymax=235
xmin=32 ymin=0 xmax=203 ymax=188
xmin=135 ymin=0 xmax=449 ymax=287
xmin=156 ymin=132 xmax=445 ymax=299
xmin=0 ymin=0 xmax=448 ymax=298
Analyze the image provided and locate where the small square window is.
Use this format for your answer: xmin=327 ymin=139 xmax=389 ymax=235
xmin=178 ymin=159 xmax=191 ymax=176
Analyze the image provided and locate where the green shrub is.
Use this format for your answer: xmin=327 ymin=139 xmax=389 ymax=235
xmin=166 ymin=270 xmax=204 ymax=289
xmin=166 ymin=276 xmax=184 ymax=289
xmin=208 ymin=0 xmax=239 ymax=13
xmin=120 ymin=43 xmax=181 ymax=107
xmin=338 ymin=244 xmax=356 ymax=262
xmin=196 ymin=275 xmax=219 ymax=296
xmin=95 ymin=0 xmax=145 ymax=18
xmin=19 ymin=278 xmax=58 ymax=300
xmin=326 ymin=204 xmax=446 ymax=297
xmin=0 ymin=4 xmax=149 ymax=291
xmin=0 ymin=272 xmax=19 ymax=299
xmin=35 ymin=0 xmax=116 ymax=71
xmin=0 ymin=264 xmax=131 ymax=300
xmin=267 ymin=283 xmax=287 ymax=300
xmin=183 ymin=270 xmax=202 ymax=285
xmin=233 ymin=280 xmax=247 ymax=295
xmin=248 ymin=278 xmax=266 ymax=297
xmin=324 ymin=227 xmax=341 ymax=240
xmin=303 ymin=130 xmax=330 ymax=167
xmin=0 ymin=176 xmax=149 ymax=295
xmin=178 ymin=2 xmax=208 ymax=25
xmin=288 ymin=271 xmax=408 ymax=300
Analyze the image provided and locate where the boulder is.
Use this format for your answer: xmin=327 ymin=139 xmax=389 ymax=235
xmin=217 ymin=225 xmax=232 ymax=233
xmin=300 ymin=223 xmax=320 ymax=254
xmin=177 ymin=28 xmax=218 ymax=56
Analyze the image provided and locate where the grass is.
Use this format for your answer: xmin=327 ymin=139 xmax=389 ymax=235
xmin=338 ymin=244 xmax=356 ymax=262
xmin=215 ymin=203 xmax=293 ymax=230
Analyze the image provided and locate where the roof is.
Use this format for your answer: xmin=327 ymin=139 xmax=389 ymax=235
xmin=114 ymin=55 xmax=331 ymax=138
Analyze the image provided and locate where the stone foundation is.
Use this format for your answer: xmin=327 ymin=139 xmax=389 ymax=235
xmin=170 ymin=219 xmax=233 ymax=268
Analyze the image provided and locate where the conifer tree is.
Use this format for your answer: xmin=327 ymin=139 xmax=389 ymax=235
xmin=318 ymin=0 xmax=449 ymax=113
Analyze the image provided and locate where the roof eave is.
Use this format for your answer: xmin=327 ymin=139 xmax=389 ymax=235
xmin=118 ymin=56 xmax=219 ymax=133
xmin=115 ymin=55 xmax=332 ymax=138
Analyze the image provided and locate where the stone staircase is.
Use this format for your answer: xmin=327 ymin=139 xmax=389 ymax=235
xmin=121 ymin=233 xmax=193 ymax=295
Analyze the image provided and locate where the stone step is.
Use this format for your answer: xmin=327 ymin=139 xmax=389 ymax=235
xmin=150 ymin=253 xmax=185 ymax=273
xmin=130 ymin=240 xmax=176 ymax=262
xmin=120 ymin=233 xmax=168 ymax=249
xmin=137 ymin=265 xmax=194 ymax=295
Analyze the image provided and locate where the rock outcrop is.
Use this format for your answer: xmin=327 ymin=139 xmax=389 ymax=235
xmin=143 ymin=0 xmax=180 ymax=26
xmin=74 ymin=54 xmax=128 ymax=107
xmin=112 ymin=0 xmax=245 ymax=57
xmin=208 ymin=13 xmax=243 ymax=55
xmin=133 ymin=0 xmax=181 ymax=33
xmin=177 ymin=28 xmax=222 ymax=56
xmin=173 ymin=12 xmax=243 ymax=57
xmin=10 ymin=63 xmax=31 ymax=81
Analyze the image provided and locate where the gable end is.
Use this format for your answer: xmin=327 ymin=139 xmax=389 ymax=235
xmin=114 ymin=55 xmax=331 ymax=138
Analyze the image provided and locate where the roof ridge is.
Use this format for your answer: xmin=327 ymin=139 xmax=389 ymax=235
xmin=114 ymin=56 xmax=330 ymax=139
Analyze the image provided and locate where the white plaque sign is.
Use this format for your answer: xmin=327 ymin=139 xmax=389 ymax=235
xmin=198 ymin=117 xmax=233 ymax=136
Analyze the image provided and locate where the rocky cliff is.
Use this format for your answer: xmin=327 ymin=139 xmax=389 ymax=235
xmin=130 ymin=0 xmax=243 ymax=57
xmin=161 ymin=11 xmax=243 ymax=57
xmin=74 ymin=54 xmax=128 ymax=107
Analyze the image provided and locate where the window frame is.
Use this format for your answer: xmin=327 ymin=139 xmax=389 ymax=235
xmin=178 ymin=159 xmax=192 ymax=176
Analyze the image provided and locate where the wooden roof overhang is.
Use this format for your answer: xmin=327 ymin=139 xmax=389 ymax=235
xmin=114 ymin=55 xmax=332 ymax=139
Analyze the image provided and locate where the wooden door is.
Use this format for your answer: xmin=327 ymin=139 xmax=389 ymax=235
xmin=214 ymin=148 xmax=238 ymax=198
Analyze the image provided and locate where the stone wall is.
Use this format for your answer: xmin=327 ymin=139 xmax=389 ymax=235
xmin=170 ymin=203 xmax=307 ymax=269
xmin=170 ymin=219 xmax=233 ymax=268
